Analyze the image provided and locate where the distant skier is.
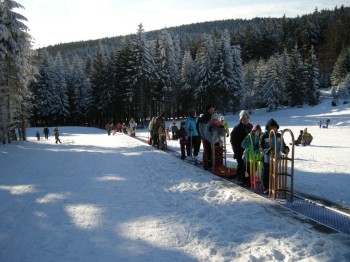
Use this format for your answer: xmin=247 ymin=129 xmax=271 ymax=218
xmin=36 ymin=131 xmax=40 ymax=141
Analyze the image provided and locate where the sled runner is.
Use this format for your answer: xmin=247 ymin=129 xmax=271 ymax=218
xmin=269 ymin=129 xmax=295 ymax=199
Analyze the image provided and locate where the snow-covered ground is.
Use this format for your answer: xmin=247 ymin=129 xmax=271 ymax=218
xmin=1 ymin=91 xmax=350 ymax=261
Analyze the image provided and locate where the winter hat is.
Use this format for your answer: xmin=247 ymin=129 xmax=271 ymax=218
xmin=252 ymin=124 xmax=261 ymax=132
xmin=188 ymin=108 xmax=196 ymax=117
xmin=206 ymin=104 xmax=214 ymax=110
xmin=239 ymin=110 xmax=250 ymax=120
xmin=265 ymin=118 xmax=279 ymax=130
xmin=211 ymin=113 xmax=221 ymax=121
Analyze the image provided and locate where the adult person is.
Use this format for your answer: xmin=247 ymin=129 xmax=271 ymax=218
xmin=185 ymin=108 xmax=200 ymax=163
xmin=198 ymin=104 xmax=215 ymax=169
xmin=230 ymin=110 xmax=253 ymax=186
xmin=169 ymin=119 xmax=179 ymax=140
xmin=43 ymin=126 xmax=49 ymax=140
xmin=105 ymin=122 xmax=112 ymax=136
xmin=153 ymin=113 xmax=165 ymax=149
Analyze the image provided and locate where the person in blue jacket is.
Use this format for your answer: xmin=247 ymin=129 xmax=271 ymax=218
xmin=185 ymin=108 xmax=200 ymax=163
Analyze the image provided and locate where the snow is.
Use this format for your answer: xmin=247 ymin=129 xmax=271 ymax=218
xmin=1 ymin=91 xmax=350 ymax=261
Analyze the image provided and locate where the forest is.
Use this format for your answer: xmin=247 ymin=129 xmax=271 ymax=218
xmin=1 ymin=1 xmax=350 ymax=143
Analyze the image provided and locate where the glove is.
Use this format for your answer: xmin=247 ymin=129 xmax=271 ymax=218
xmin=226 ymin=134 xmax=229 ymax=137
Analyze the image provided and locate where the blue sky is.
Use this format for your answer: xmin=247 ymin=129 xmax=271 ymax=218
xmin=16 ymin=0 xmax=348 ymax=48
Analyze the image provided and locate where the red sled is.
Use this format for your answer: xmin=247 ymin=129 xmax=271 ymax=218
xmin=212 ymin=165 xmax=236 ymax=178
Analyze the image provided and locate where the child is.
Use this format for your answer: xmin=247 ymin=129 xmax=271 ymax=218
xmin=204 ymin=113 xmax=225 ymax=170
xmin=177 ymin=121 xmax=187 ymax=159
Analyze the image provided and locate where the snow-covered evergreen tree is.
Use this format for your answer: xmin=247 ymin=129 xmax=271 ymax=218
xmin=230 ymin=44 xmax=244 ymax=112
xmin=195 ymin=34 xmax=216 ymax=106
xmin=276 ymin=49 xmax=290 ymax=105
xmin=180 ymin=50 xmax=196 ymax=112
xmin=264 ymin=54 xmax=284 ymax=111
xmin=89 ymin=41 xmax=109 ymax=126
xmin=304 ymin=46 xmax=320 ymax=105
xmin=155 ymin=28 xmax=178 ymax=117
xmin=286 ymin=45 xmax=305 ymax=106
xmin=331 ymin=47 xmax=350 ymax=103
xmin=30 ymin=50 xmax=55 ymax=124
xmin=213 ymin=30 xmax=235 ymax=112
xmin=254 ymin=59 xmax=269 ymax=108
xmin=0 ymin=0 xmax=34 ymax=143
xmin=131 ymin=24 xmax=157 ymax=121
xmin=242 ymin=60 xmax=257 ymax=110
xmin=51 ymin=52 xmax=70 ymax=122
xmin=66 ymin=55 xmax=92 ymax=124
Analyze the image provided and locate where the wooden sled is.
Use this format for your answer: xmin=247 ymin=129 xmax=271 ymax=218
xmin=269 ymin=129 xmax=295 ymax=200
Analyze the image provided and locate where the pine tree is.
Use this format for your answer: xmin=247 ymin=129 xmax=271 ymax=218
xmin=331 ymin=47 xmax=350 ymax=103
xmin=213 ymin=30 xmax=235 ymax=112
xmin=0 ymin=0 xmax=34 ymax=143
xmin=155 ymin=28 xmax=178 ymax=117
xmin=131 ymin=24 xmax=157 ymax=121
xmin=89 ymin=42 xmax=109 ymax=127
xmin=304 ymin=46 xmax=320 ymax=105
xmin=66 ymin=55 xmax=92 ymax=124
xmin=180 ymin=50 xmax=196 ymax=109
xmin=51 ymin=52 xmax=70 ymax=122
xmin=30 ymin=50 xmax=55 ymax=125
xmin=242 ymin=60 xmax=257 ymax=110
xmin=264 ymin=55 xmax=282 ymax=111
xmin=230 ymin=44 xmax=244 ymax=111
xmin=286 ymin=45 xmax=305 ymax=106
xmin=195 ymin=34 xmax=216 ymax=107
xmin=254 ymin=59 xmax=269 ymax=108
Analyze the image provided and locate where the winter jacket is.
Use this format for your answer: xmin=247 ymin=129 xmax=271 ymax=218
xmin=198 ymin=112 xmax=212 ymax=136
xmin=230 ymin=122 xmax=253 ymax=159
xmin=260 ymin=130 xmax=289 ymax=163
xmin=185 ymin=116 xmax=199 ymax=137
xmin=177 ymin=128 xmax=187 ymax=145
xmin=241 ymin=132 xmax=261 ymax=161
xmin=204 ymin=124 xmax=225 ymax=145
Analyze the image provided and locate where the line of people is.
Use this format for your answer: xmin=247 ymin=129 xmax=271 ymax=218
xmin=230 ymin=111 xmax=290 ymax=194
xmin=105 ymin=118 xmax=137 ymax=136
xmin=148 ymin=106 xmax=291 ymax=195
